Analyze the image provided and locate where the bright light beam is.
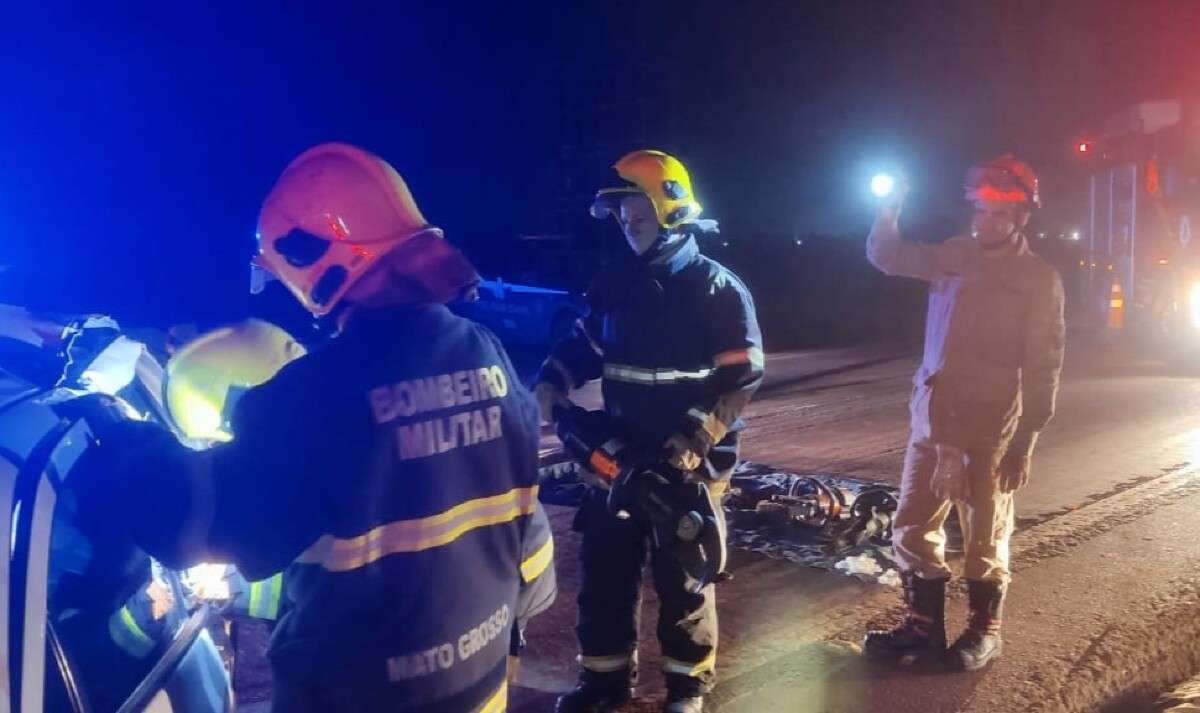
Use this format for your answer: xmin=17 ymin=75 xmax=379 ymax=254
xmin=870 ymin=173 xmax=896 ymax=199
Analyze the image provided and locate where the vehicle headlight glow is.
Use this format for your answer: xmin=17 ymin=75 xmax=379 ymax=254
xmin=1189 ymin=282 xmax=1200 ymax=331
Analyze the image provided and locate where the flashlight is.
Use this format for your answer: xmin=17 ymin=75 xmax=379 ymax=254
xmin=870 ymin=173 xmax=896 ymax=199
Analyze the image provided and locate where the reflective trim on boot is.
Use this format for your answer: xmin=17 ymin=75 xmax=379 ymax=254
xmin=579 ymin=651 xmax=637 ymax=673
xmin=863 ymin=572 xmax=947 ymax=660
xmin=662 ymin=651 xmax=716 ymax=678
xmin=948 ymin=579 xmax=1005 ymax=671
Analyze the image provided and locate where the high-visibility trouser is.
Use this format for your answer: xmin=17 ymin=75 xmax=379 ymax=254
xmin=247 ymin=573 xmax=285 ymax=620
xmin=574 ymin=488 xmax=719 ymax=697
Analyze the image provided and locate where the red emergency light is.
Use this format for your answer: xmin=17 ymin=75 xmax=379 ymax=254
xmin=1077 ymin=140 xmax=1093 ymax=155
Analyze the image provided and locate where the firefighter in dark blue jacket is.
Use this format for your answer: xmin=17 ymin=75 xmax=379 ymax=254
xmin=87 ymin=143 xmax=554 ymax=712
xmin=537 ymin=150 xmax=764 ymax=713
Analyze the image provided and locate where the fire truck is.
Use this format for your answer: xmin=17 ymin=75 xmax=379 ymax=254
xmin=1078 ymin=99 xmax=1200 ymax=358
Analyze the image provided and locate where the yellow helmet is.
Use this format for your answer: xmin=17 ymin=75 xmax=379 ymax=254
xmin=165 ymin=319 xmax=306 ymax=442
xmin=589 ymin=150 xmax=703 ymax=229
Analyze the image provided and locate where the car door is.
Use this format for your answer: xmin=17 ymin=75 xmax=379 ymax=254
xmin=1 ymin=385 xmax=231 ymax=713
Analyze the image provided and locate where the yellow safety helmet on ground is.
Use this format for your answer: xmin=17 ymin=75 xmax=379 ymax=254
xmin=589 ymin=150 xmax=704 ymax=229
xmin=165 ymin=319 xmax=306 ymax=442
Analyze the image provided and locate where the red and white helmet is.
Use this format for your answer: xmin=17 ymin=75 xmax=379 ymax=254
xmin=964 ymin=154 xmax=1040 ymax=209
xmin=255 ymin=143 xmax=474 ymax=316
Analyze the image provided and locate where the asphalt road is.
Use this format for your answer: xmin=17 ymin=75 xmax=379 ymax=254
xmin=512 ymin=339 xmax=1200 ymax=713
xmin=237 ymin=339 xmax=1200 ymax=712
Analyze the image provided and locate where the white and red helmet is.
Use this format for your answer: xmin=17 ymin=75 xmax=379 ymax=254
xmin=254 ymin=143 xmax=476 ymax=316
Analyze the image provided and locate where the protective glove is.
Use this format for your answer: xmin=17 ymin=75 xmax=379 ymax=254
xmin=71 ymin=403 xmax=210 ymax=570
xmin=929 ymin=443 xmax=969 ymax=503
xmin=555 ymin=407 xmax=624 ymax=490
xmin=664 ymin=432 xmax=704 ymax=472
xmin=663 ymin=433 xmax=731 ymax=499
xmin=146 ymin=580 xmax=175 ymax=620
xmin=534 ymin=381 xmax=571 ymax=425
xmin=999 ymin=429 xmax=1039 ymax=493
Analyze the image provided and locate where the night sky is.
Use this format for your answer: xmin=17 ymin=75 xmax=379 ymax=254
xmin=2 ymin=0 xmax=1197 ymax=327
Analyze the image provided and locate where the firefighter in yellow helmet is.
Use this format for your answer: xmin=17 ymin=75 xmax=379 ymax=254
xmin=163 ymin=319 xmax=306 ymax=684
xmin=862 ymin=155 xmax=1065 ymax=671
xmin=85 ymin=142 xmax=553 ymax=712
xmin=165 ymin=319 xmax=307 ymax=444
xmin=589 ymin=151 xmax=709 ymax=230
xmin=539 ymin=150 xmax=763 ymax=713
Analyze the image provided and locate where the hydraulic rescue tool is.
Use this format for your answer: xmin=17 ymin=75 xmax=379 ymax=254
xmin=554 ymin=405 xmax=725 ymax=593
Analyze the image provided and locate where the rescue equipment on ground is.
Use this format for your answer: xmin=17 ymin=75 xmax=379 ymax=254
xmin=734 ymin=475 xmax=898 ymax=554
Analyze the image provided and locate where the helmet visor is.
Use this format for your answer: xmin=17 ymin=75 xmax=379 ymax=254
xmin=249 ymin=256 xmax=277 ymax=295
xmin=589 ymin=186 xmax=643 ymax=220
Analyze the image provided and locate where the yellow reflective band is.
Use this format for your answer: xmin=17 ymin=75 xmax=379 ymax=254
xmin=603 ymin=363 xmax=714 ymax=385
xmin=662 ymin=651 xmax=716 ymax=677
xmin=520 ymin=536 xmax=554 ymax=583
xmin=110 ymin=606 xmax=155 ymax=659
xmin=579 ymin=652 xmax=636 ymax=673
xmin=714 ymin=347 xmax=764 ymax=369
xmin=477 ymin=680 xmax=507 ymax=713
xmin=249 ymin=574 xmax=283 ymax=620
xmin=297 ymin=486 xmax=539 ymax=572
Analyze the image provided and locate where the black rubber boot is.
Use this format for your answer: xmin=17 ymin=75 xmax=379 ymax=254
xmin=862 ymin=572 xmax=947 ymax=660
xmin=555 ymin=670 xmax=634 ymax=713
xmin=948 ymin=580 xmax=1005 ymax=671
xmin=663 ymin=694 xmax=704 ymax=713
